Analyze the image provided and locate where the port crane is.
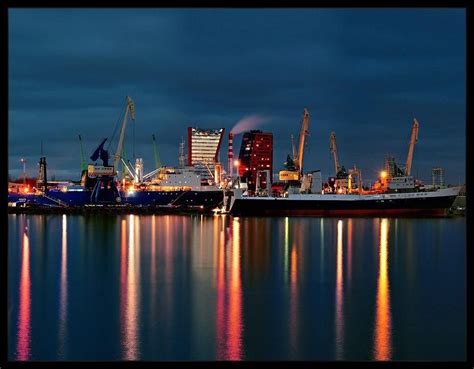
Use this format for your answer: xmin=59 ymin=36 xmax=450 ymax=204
xmin=279 ymin=108 xmax=310 ymax=181
xmin=296 ymin=108 xmax=310 ymax=175
xmin=152 ymin=134 xmax=162 ymax=169
xmin=328 ymin=131 xmax=362 ymax=193
xmin=290 ymin=134 xmax=297 ymax=162
xmin=78 ymin=134 xmax=87 ymax=172
xmin=329 ymin=131 xmax=340 ymax=176
xmin=404 ymin=118 xmax=419 ymax=176
xmin=113 ymin=96 xmax=136 ymax=174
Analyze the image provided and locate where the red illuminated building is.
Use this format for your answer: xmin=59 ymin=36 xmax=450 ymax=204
xmin=237 ymin=130 xmax=273 ymax=191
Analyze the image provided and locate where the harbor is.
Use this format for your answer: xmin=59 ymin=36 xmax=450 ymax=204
xmin=7 ymin=8 xmax=466 ymax=364
xmin=8 ymin=100 xmax=465 ymax=217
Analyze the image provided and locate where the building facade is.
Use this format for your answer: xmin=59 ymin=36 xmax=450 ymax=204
xmin=384 ymin=154 xmax=404 ymax=178
xmin=237 ymin=130 xmax=273 ymax=192
xmin=432 ymin=167 xmax=445 ymax=187
xmin=187 ymin=127 xmax=225 ymax=181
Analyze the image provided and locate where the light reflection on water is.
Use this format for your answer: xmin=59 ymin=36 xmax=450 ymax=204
xmin=335 ymin=219 xmax=344 ymax=359
xmin=58 ymin=215 xmax=68 ymax=358
xmin=374 ymin=218 xmax=392 ymax=361
xmin=8 ymin=215 xmax=465 ymax=361
xmin=16 ymin=217 xmax=30 ymax=361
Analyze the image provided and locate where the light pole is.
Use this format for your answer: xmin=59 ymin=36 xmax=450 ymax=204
xmin=20 ymin=158 xmax=26 ymax=187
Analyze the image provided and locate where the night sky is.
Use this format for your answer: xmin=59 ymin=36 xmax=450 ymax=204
xmin=8 ymin=8 xmax=466 ymax=185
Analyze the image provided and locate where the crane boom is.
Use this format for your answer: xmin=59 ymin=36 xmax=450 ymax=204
xmin=296 ymin=108 xmax=310 ymax=174
xmin=152 ymin=134 xmax=161 ymax=169
xmin=78 ymin=134 xmax=87 ymax=171
xmin=405 ymin=118 xmax=419 ymax=176
xmin=113 ymin=96 xmax=136 ymax=172
xmin=290 ymin=134 xmax=297 ymax=161
xmin=329 ymin=131 xmax=340 ymax=175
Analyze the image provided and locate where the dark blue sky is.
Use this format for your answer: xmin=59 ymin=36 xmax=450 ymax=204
xmin=8 ymin=8 xmax=466 ymax=184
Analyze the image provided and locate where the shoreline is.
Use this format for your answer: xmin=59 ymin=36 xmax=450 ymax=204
xmin=7 ymin=205 xmax=465 ymax=218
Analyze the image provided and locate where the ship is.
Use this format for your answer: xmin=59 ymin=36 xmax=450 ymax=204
xmin=119 ymin=166 xmax=223 ymax=210
xmin=224 ymin=185 xmax=461 ymax=217
xmin=8 ymin=166 xmax=223 ymax=211
xmin=8 ymin=97 xmax=224 ymax=211
xmin=221 ymin=108 xmax=460 ymax=217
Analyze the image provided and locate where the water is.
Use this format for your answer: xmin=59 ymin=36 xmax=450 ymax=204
xmin=8 ymin=214 xmax=466 ymax=361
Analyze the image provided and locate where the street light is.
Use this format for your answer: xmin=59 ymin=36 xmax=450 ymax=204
xmin=20 ymin=158 xmax=27 ymax=186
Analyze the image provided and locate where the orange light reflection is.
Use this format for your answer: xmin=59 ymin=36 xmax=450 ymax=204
xmin=16 ymin=226 xmax=31 ymax=361
xmin=216 ymin=218 xmax=242 ymax=360
xmin=347 ymin=219 xmax=352 ymax=285
xmin=335 ymin=220 xmax=344 ymax=360
xmin=374 ymin=218 xmax=392 ymax=361
xmin=121 ymin=215 xmax=140 ymax=360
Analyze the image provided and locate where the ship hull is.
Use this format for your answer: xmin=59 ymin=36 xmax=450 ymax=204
xmin=9 ymin=189 xmax=223 ymax=210
xmin=122 ymin=190 xmax=223 ymax=209
xmin=229 ymin=188 xmax=459 ymax=217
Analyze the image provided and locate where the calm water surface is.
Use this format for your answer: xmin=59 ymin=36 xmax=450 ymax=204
xmin=8 ymin=214 xmax=466 ymax=361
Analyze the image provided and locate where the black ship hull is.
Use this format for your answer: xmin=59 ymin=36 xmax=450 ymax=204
xmin=229 ymin=190 xmax=459 ymax=217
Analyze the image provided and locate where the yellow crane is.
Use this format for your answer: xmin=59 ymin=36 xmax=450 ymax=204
xmin=329 ymin=131 xmax=340 ymax=176
xmin=404 ymin=118 xmax=419 ymax=176
xmin=279 ymin=108 xmax=310 ymax=181
xmin=296 ymin=108 xmax=310 ymax=173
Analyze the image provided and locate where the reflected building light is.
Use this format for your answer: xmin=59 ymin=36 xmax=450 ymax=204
xmin=151 ymin=215 xmax=156 ymax=272
xmin=123 ymin=215 xmax=139 ymax=360
xmin=151 ymin=215 xmax=157 ymax=310
xmin=16 ymin=226 xmax=31 ymax=361
xmin=164 ymin=215 xmax=173 ymax=302
xmin=213 ymin=216 xmax=219 ymax=272
xmin=216 ymin=218 xmax=243 ymax=360
xmin=120 ymin=219 xmax=127 ymax=328
xmin=228 ymin=218 xmax=242 ymax=360
xmin=216 ymin=223 xmax=226 ymax=359
xmin=284 ymin=217 xmax=289 ymax=283
xmin=335 ymin=219 xmax=344 ymax=360
xmin=320 ymin=218 xmax=325 ymax=280
xmin=374 ymin=218 xmax=392 ymax=361
xmin=58 ymin=215 xmax=68 ymax=358
xmin=290 ymin=245 xmax=298 ymax=286
xmin=289 ymin=241 xmax=298 ymax=357
xmin=200 ymin=214 xmax=204 ymax=258
xmin=347 ymin=219 xmax=353 ymax=286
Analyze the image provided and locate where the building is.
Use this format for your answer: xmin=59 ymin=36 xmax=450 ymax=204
xmin=237 ymin=130 xmax=273 ymax=192
xmin=384 ymin=154 xmax=404 ymax=178
xmin=187 ymin=127 xmax=225 ymax=181
xmin=432 ymin=167 xmax=445 ymax=188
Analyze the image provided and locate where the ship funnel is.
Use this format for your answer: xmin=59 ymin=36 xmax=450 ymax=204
xmin=228 ymin=132 xmax=234 ymax=178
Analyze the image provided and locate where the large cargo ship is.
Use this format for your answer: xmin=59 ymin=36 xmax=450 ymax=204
xmin=8 ymin=167 xmax=223 ymax=211
xmin=224 ymin=186 xmax=460 ymax=217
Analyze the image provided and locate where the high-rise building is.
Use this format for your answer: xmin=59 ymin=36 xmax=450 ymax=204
xmin=187 ymin=127 xmax=225 ymax=181
xmin=237 ymin=130 xmax=273 ymax=192
xmin=432 ymin=167 xmax=445 ymax=187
